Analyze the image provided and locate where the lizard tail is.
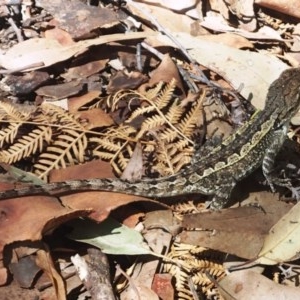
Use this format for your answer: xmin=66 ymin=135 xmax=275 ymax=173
xmin=0 ymin=176 xmax=183 ymax=200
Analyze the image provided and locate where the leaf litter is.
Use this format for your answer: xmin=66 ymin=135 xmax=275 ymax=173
xmin=0 ymin=0 xmax=300 ymax=299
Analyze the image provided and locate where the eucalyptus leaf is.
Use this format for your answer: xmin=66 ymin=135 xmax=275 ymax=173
xmin=256 ymin=202 xmax=300 ymax=265
xmin=7 ymin=165 xmax=45 ymax=185
xmin=68 ymin=218 xmax=152 ymax=255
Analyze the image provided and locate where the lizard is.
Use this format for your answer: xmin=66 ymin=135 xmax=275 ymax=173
xmin=1 ymin=68 xmax=300 ymax=209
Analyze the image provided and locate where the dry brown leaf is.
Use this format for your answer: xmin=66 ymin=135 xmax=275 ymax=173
xmin=152 ymin=274 xmax=174 ymax=300
xmin=256 ymin=201 xmax=300 ymax=265
xmin=128 ymin=2 xmax=194 ymax=34
xmin=49 ymin=160 xmax=115 ymax=182
xmin=146 ymin=54 xmax=185 ymax=95
xmin=63 ymin=58 xmax=109 ymax=80
xmin=138 ymin=0 xmax=197 ymax=11
xmin=256 ymin=0 xmax=300 ymax=19
xmin=121 ymin=285 xmax=160 ymax=300
xmin=0 ymin=280 xmax=39 ymax=299
xmin=0 ymin=267 xmax=8 ymax=286
xmin=3 ymin=71 xmax=50 ymax=95
xmin=121 ymin=143 xmax=143 ymax=181
xmin=78 ymin=108 xmax=115 ymax=128
xmin=9 ymin=253 xmax=41 ymax=288
xmin=107 ymin=70 xmax=148 ymax=93
xmin=0 ymin=196 xmax=90 ymax=260
xmin=49 ymin=162 xmax=166 ymax=222
xmin=180 ymin=193 xmax=292 ymax=259
xmin=209 ymin=0 xmax=230 ymax=19
xmin=37 ymin=0 xmax=119 ymax=39
xmin=200 ymin=33 xmax=254 ymax=49
xmin=68 ymin=91 xmax=102 ymax=113
xmin=44 ymin=28 xmax=75 ymax=46
xmin=35 ymin=80 xmax=83 ymax=100
xmin=0 ymin=32 xmax=155 ymax=72
xmin=219 ymin=270 xmax=300 ymax=299
xmin=36 ymin=249 xmax=66 ymax=300
xmin=120 ymin=211 xmax=172 ymax=300
xmin=149 ymin=32 xmax=288 ymax=109
xmin=61 ymin=191 xmax=159 ymax=222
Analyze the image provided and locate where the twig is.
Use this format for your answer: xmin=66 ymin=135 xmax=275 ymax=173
xmin=7 ymin=16 xmax=23 ymax=42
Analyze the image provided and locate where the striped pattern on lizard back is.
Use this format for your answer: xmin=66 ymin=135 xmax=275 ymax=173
xmin=1 ymin=68 xmax=300 ymax=209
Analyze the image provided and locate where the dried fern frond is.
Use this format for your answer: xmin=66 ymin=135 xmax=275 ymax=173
xmin=159 ymin=127 xmax=181 ymax=144
xmin=137 ymin=115 xmax=166 ymax=139
xmin=153 ymin=78 xmax=177 ymax=110
xmin=91 ymin=136 xmax=136 ymax=176
xmin=163 ymin=242 xmax=225 ymax=299
xmin=144 ymin=81 xmax=164 ymax=101
xmin=167 ymin=242 xmax=207 ymax=258
xmin=173 ymin=201 xmax=202 ymax=215
xmin=165 ymin=100 xmax=184 ymax=124
xmin=177 ymin=91 xmax=205 ymax=138
xmin=170 ymin=152 xmax=191 ymax=173
xmin=152 ymin=138 xmax=174 ymax=175
xmin=0 ymin=123 xmax=22 ymax=147
xmin=0 ymin=102 xmax=32 ymax=148
xmin=90 ymin=83 xmax=208 ymax=176
xmin=0 ymin=126 xmax=52 ymax=164
xmin=0 ymin=81 xmax=211 ymax=181
xmin=37 ymin=103 xmax=86 ymax=130
xmin=88 ymin=82 xmax=194 ymax=175
xmin=126 ymin=105 xmax=156 ymax=123
xmin=0 ymin=102 xmax=91 ymax=180
xmin=0 ymin=101 xmax=31 ymax=121
xmin=91 ymin=137 xmax=122 ymax=153
xmin=34 ymin=130 xmax=87 ymax=180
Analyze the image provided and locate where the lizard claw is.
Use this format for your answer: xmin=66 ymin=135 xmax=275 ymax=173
xmin=286 ymin=185 xmax=300 ymax=201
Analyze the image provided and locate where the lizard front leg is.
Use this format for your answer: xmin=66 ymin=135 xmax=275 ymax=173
xmin=209 ymin=180 xmax=236 ymax=209
xmin=262 ymin=123 xmax=296 ymax=194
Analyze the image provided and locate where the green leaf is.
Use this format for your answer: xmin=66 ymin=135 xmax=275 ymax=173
xmin=4 ymin=164 xmax=45 ymax=185
xmin=68 ymin=218 xmax=152 ymax=255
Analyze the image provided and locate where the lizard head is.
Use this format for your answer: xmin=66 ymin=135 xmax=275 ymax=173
xmin=265 ymin=68 xmax=300 ymax=127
